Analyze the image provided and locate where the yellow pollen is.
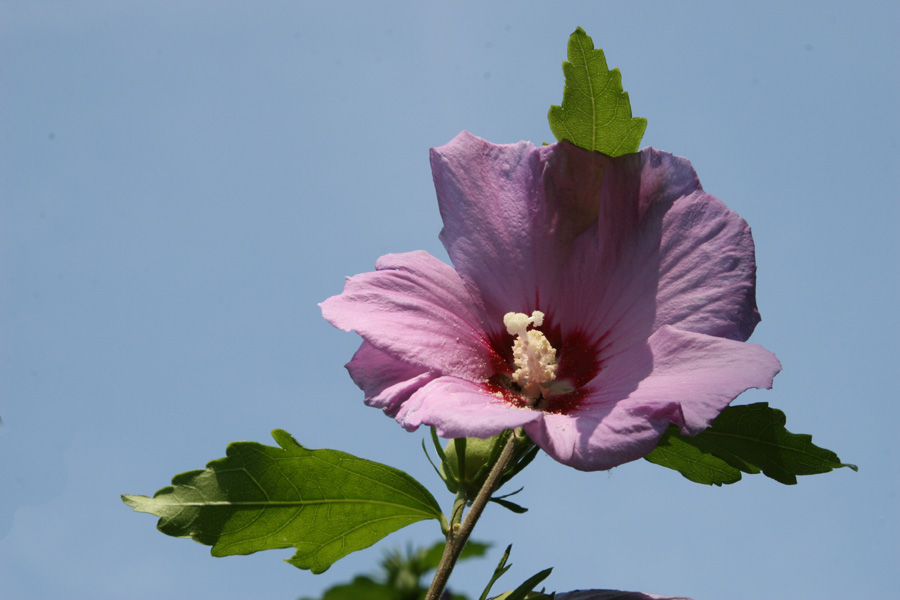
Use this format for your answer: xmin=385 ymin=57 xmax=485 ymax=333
xmin=503 ymin=311 xmax=558 ymax=404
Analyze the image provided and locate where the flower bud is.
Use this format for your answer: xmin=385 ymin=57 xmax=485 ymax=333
xmin=439 ymin=436 xmax=497 ymax=498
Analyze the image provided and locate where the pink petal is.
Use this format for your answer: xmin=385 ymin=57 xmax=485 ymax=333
xmin=552 ymin=148 xmax=759 ymax=354
xmin=526 ymin=407 xmax=662 ymax=473
xmin=528 ymin=325 xmax=781 ymax=471
xmin=647 ymin=151 xmax=760 ymax=341
xmin=431 ymin=133 xmax=760 ymax=359
xmin=620 ymin=325 xmax=781 ymax=434
xmin=345 ymin=342 xmax=438 ymax=417
xmin=430 ymin=132 xmax=610 ymax=334
xmin=395 ymin=376 xmax=542 ymax=438
xmin=320 ymin=250 xmax=500 ymax=381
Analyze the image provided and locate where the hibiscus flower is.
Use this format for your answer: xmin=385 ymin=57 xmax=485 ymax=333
xmin=321 ymin=131 xmax=780 ymax=471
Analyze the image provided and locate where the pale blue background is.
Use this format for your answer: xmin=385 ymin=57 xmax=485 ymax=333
xmin=2 ymin=2 xmax=898 ymax=599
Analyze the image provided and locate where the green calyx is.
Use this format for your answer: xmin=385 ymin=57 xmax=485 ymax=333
xmin=425 ymin=428 xmax=539 ymax=506
xmin=440 ymin=436 xmax=496 ymax=497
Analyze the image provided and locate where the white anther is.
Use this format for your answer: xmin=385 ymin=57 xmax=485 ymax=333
xmin=502 ymin=311 xmax=558 ymax=404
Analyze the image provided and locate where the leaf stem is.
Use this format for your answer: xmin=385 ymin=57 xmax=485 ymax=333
xmin=450 ymin=491 xmax=467 ymax=527
xmin=424 ymin=428 xmax=524 ymax=600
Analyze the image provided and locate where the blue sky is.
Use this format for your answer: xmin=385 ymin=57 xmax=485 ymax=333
xmin=2 ymin=2 xmax=898 ymax=599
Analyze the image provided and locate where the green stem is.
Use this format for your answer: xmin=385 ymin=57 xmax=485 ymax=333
xmin=424 ymin=429 xmax=523 ymax=600
xmin=450 ymin=491 xmax=467 ymax=527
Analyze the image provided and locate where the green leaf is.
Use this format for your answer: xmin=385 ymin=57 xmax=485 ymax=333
xmin=490 ymin=594 xmax=552 ymax=600
xmin=548 ymin=27 xmax=646 ymax=157
xmin=428 ymin=427 xmax=459 ymax=495
xmin=480 ymin=546 xmax=553 ymax=600
xmin=300 ymin=576 xmax=399 ymax=600
xmin=300 ymin=539 xmax=486 ymax=600
xmin=498 ymin=439 xmax=539 ymax=489
xmin=419 ymin=540 xmax=490 ymax=573
xmin=489 ymin=497 xmax=528 ymax=514
xmin=490 ymin=567 xmax=554 ymax=600
xmin=489 ymin=488 xmax=528 ymax=514
xmin=122 ymin=430 xmax=443 ymax=573
xmin=644 ymin=429 xmax=743 ymax=486
xmin=644 ymin=403 xmax=858 ymax=485
xmin=480 ymin=545 xmax=514 ymax=600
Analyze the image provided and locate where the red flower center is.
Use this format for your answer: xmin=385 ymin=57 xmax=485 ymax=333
xmin=486 ymin=312 xmax=604 ymax=415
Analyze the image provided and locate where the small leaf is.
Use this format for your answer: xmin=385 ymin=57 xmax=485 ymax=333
xmin=489 ymin=498 xmax=528 ymax=514
xmin=480 ymin=546 xmax=553 ymax=600
xmin=491 ymin=568 xmax=554 ymax=600
xmin=123 ymin=430 xmax=443 ymax=573
xmin=429 ymin=427 xmax=459 ymax=494
xmin=499 ymin=442 xmax=539 ymax=488
xmin=492 ymin=487 xmax=524 ymax=503
xmin=644 ymin=403 xmax=857 ymax=485
xmin=480 ymin=545 xmax=514 ymax=600
xmin=422 ymin=437 xmax=447 ymax=483
xmin=299 ymin=576 xmax=398 ymax=600
xmin=419 ymin=539 xmax=490 ymax=573
xmin=548 ymin=27 xmax=646 ymax=156
xmin=489 ymin=496 xmax=528 ymax=514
